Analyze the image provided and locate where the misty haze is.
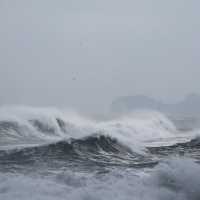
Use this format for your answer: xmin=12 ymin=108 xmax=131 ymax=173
xmin=110 ymin=93 xmax=200 ymax=116
xmin=1 ymin=1 xmax=200 ymax=200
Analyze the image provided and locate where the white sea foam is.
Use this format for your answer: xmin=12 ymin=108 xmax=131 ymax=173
xmin=0 ymin=156 xmax=199 ymax=200
xmin=0 ymin=105 xmax=191 ymax=154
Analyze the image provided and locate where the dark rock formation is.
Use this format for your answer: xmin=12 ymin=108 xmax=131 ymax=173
xmin=110 ymin=93 xmax=200 ymax=116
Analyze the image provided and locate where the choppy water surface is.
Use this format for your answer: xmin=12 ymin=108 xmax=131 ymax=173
xmin=0 ymin=106 xmax=200 ymax=200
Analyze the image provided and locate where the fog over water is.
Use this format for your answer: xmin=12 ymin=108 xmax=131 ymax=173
xmin=1 ymin=0 xmax=200 ymax=116
xmin=2 ymin=3 xmax=200 ymax=199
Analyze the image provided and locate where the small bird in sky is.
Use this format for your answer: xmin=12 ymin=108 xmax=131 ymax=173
xmin=80 ymin=43 xmax=83 ymax=46
xmin=73 ymin=77 xmax=75 ymax=81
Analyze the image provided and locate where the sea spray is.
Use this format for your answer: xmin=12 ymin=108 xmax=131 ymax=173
xmin=0 ymin=106 xmax=177 ymax=154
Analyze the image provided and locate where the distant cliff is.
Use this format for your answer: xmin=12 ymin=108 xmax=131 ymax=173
xmin=110 ymin=93 xmax=200 ymax=116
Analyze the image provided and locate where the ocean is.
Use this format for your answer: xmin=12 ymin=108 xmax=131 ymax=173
xmin=0 ymin=106 xmax=200 ymax=200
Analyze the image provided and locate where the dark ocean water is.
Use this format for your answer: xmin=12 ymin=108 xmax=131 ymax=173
xmin=0 ymin=106 xmax=200 ymax=200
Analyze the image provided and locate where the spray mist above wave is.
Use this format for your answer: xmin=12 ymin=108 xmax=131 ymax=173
xmin=0 ymin=106 xmax=178 ymax=154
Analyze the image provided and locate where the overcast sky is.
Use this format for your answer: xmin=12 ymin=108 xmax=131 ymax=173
xmin=1 ymin=0 xmax=200 ymax=116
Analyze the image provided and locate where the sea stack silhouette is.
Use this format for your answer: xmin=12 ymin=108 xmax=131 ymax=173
xmin=110 ymin=93 xmax=200 ymax=116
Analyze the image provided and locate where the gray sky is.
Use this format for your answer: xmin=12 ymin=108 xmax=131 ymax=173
xmin=1 ymin=0 xmax=200 ymax=116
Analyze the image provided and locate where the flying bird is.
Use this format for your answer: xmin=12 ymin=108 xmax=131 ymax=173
xmin=73 ymin=77 xmax=75 ymax=81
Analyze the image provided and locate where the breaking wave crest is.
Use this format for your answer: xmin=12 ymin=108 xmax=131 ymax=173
xmin=0 ymin=106 xmax=177 ymax=154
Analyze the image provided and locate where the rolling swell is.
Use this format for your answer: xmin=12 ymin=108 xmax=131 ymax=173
xmin=0 ymin=107 xmax=179 ymax=156
xmin=0 ymin=135 xmax=144 ymax=173
xmin=149 ymin=138 xmax=200 ymax=162
xmin=0 ymin=108 xmax=199 ymax=175
xmin=1 ymin=107 xmax=200 ymax=200
xmin=1 ymin=134 xmax=200 ymax=175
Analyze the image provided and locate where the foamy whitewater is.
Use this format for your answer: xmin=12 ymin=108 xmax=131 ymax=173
xmin=0 ymin=106 xmax=200 ymax=200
